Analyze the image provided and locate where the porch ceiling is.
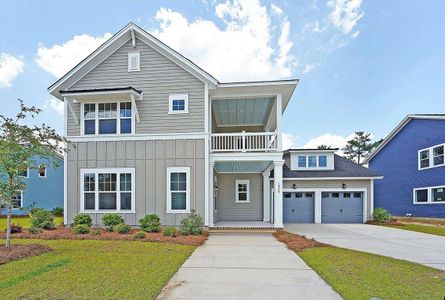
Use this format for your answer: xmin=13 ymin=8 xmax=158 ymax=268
xmin=214 ymin=161 xmax=272 ymax=173
xmin=212 ymin=97 xmax=273 ymax=127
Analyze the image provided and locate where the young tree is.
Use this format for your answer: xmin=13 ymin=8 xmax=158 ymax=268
xmin=342 ymin=131 xmax=382 ymax=165
xmin=0 ymin=100 xmax=65 ymax=249
xmin=317 ymin=145 xmax=333 ymax=150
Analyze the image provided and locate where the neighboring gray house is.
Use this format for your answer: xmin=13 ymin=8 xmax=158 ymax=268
xmin=49 ymin=23 xmax=380 ymax=228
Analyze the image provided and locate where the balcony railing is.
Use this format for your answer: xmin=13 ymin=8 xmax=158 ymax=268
xmin=211 ymin=131 xmax=278 ymax=152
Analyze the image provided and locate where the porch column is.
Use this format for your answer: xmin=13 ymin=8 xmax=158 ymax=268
xmin=314 ymin=190 xmax=322 ymax=223
xmin=276 ymin=93 xmax=282 ymax=150
xmin=273 ymin=160 xmax=284 ymax=228
xmin=209 ymin=162 xmax=215 ymax=227
xmin=263 ymin=164 xmax=273 ymax=222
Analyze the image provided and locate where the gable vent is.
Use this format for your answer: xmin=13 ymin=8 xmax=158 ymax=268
xmin=128 ymin=52 xmax=140 ymax=72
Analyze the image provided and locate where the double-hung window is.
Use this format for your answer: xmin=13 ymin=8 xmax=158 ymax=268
xmin=167 ymin=167 xmax=190 ymax=213
xmin=419 ymin=143 xmax=445 ymax=170
xmin=308 ymin=156 xmax=317 ymax=167
xmin=38 ymin=165 xmax=47 ymax=178
xmin=414 ymin=185 xmax=445 ymax=204
xmin=169 ymin=94 xmax=189 ymax=114
xmin=11 ymin=191 xmax=23 ymax=209
xmin=235 ymin=180 xmax=250 ymax=203
xmin=297 ymin=156 xmax=306 ymax=168
xmin=18 ymin=168 xmax=28 ymax=178
xmin=81 ymin=168 xmax=135 ymax=212
xmin=82 ymin=102 xmax=133 ymax=135
xmin=296 ymin=155 xmax=329 ymax=169
xmin=318 ymin=155 xmax=327 ymax=167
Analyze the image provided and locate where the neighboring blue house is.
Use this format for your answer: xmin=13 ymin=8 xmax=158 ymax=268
xmin=365 ymin=114 xmax=445 ymax=218
xmin=1 ymin=155 xmax=64 ymax=215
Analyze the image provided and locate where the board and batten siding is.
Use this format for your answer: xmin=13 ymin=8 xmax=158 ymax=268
xmin=215 ymin=173 xmax=263 ymax=221
xmin=282 ymin=179 xmax=373 ymax=220
xmin=66 ymin=38 xmax=205 ymax=136
xmin=66 ymin=139 xmax=205 ymax=226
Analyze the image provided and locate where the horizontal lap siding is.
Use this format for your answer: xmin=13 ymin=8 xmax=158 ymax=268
xmin=66 ymin=139 xmax=205 ymax=226
xmin=216 ymin=173 xmax=263 ymax=221
xmin=67 ymin=39 xmax=205 ymax=136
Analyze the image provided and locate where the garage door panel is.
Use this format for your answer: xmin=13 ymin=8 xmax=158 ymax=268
xmin=321 ymin=192 xmax=363 ymax=223
xmin=284 ymin=192 xmax=314 ymax=223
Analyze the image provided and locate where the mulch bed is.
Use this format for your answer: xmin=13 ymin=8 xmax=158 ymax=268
xmin=0 ymin=226 xmax=207 ymax=247
xmin=274 ymin=230 xmax=326 ymax=252
xmin=0 ymin=244 xmax=52 ymax=264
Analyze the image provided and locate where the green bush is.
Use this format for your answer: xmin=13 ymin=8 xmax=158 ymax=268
xmin=73 ymin=214 xmax=92 ymax=227
xmin=133 ymin=231 xmax=146 ymax=239
xmin=139 ymin=214 xmax=161 ymax=232
xmin=114 ymin=223 xmax=131 ymax=234
xmin=92 ymin=228 xmax=101 ymax=236
xmin=73 ymin=224 xmax=90 ymax=234
xmin=51 ymin=207 xmax=64 ymax=217
xmin=30 ymin=209 xmax=54 ymax=229
xmin=373 ymin=208 xmax=392 ymax=222
xmin=28 ymin=226 xmax=42 ymax=234
xmin=102 ymin=213 xmax=124 ymax=231
xmin=180 ymin=210 xmax=203 ymax=235
xmin=163 ymin=226 xmax=178 ymax=237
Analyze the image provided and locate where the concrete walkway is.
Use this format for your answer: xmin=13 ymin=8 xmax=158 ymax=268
xmin=285 ymin=223 xmax=445 ymax=270
xmin=158 ymin=233 xmax=341 ymax=300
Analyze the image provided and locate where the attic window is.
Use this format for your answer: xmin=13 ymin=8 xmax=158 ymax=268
xmin=128 ymin=52 xmax=140 ymax=72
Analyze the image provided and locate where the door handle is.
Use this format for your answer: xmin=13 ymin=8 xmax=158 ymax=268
xmin=340 ymin=209 xmax=343 ymax=213
xmin=291 ymin=209 xmax=295 ymax=212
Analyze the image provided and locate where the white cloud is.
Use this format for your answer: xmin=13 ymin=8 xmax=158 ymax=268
xmin=36 ymin=33 xmax=112 ymax=78
xmin=302 ymin=133 xmax=356 ymax=152
xmin=302 ymin=63 xmax=317 ymax=74
xmin=327 ymin=0 xmax=364 ymax=36
xmin=282 ymin=132 xmax=297 ymax=150
xmin=151 ymin=0 xmax=295 ymax=81
xmin=43 ymin=98 xmax=64 ymax=115
xmin=0 ymin=53 xmax=24 ymax=88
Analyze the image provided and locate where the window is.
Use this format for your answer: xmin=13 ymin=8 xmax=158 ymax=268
xmin=322 ymin=192 xmax=329 ymax=198
xmin=284 ymin=192 xmax=292 ymax=198
xmin=235 ymin=180 xmax=249 ymax=203
xmin=128 ymin=52 xmax=140 ymax=72
xmin=167 ymin=167 xmax=190 ymax=213
xmin=318 ymin=155 xmax=327 ymax=167
xmin=332 ymin=193 xmax=340 ymax=198
xmin=414 ymin=186 xmax=445 ymax=204
xmin=343 ymin=192 xmax=351 ymax=198
xmin=11 ymin=191 xmax=23 ymax=209
xmin=38 ymin=165 xmax=47 ymax=178
xmin=169 ymin=94 xmax=189 ymax=114
xmin=419 ymin=143 xmax=445 ymax=170
xmin=305 ymin=192 xmax=314 ymax=198
xmin=353 ymin=192 xmax=362 ymax=198
xmin=297 ymin=156 xmax=306 ymax=168
xmin=80 ymin=168 xmax=134 ymax=212
xmin=82 ymin=102 xmax=133 ymax=135
xmin=295 ymin=192 xmax=303 ymax=198
xmin=18 ymin=168 xmax=28 ymax=178
xmin=308 ymin=156 xmax=317 ymax=167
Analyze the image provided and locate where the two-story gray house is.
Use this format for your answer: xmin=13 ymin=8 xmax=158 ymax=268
xmin=49 ymin=23 xmax=380 ymax=228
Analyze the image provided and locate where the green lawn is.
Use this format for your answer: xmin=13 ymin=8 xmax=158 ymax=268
xmin=0 ymin=216 xmax=64 ymax=230
xmin=378 ymin=223 xmax=445 ymax=237
xmin=298 ymin=246 xmax=445 ymax=300
xmin=0 ymin=239 xmax=195 ymax=299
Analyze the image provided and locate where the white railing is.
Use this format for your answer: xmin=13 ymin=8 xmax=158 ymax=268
xmin=211 ymin=131 xmax=278 ymax=152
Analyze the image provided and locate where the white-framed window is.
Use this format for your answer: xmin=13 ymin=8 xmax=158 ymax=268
xmin=235 ymin=180 xmax=250 ymax=203
xmin=128 ymin=52 xmax=140 ymax=72
xmin=167 ymin=167 xmax=190 ymax=213
xmin=81 ymin=102 xmax=133 ymax=135
xmin=168 ymin=94 xmax=189 ymax=114
xmin=80 ymin=168 xmax=135 ymax=212
xmin=297 ymin=156 xmax=306 ymax=168
xmin=413 ymin=185 xmax=445 ymax=204
xmin=418 ymin=143 xmax=445 ymax=170
xmin=296 ymin=155 xmax=329 ymax=169
xmin=18 ymin=168 xmax=29 ymax=178
xmin=38 ymin=165 xmax=47 ymax=178
xmin=11 ymin=191 xmax=23 ymax=209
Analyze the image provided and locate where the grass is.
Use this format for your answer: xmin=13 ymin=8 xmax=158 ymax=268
xmin=298 ymin=246 xmax=445 ymax=300
xmin=0 ymin=216 xmax=63 ymax=230
xmin=383 ymin=223 xmax=445 ymax=237
xmin=0 ymin=239 xmax=195 ymax=299
xmin=396 ymin=216 xmax=445 ymax=226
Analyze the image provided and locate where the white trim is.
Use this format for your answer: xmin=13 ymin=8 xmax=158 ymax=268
xmin=210 ymin=152 xmax=284 ymax=162
xmin=218 ymin=79 xmax=299 ymax=88
xmin=276 ymin=93 xmax=282 ymax=150
xmin=204 ymin=83 xmax=210 ymax=226
xmin=128 ymin=51 xmax=140 ymax=72
xmin=413 ymin=185 xmax=445 ymax=204
xmin=68 ymin=132 xmax=207 ymax=142
xmin=168 ymin=94 xmax=189 ymax=114
xmin=38 ymin=165 xmax=47 ymax=178
xmin=64 ymin=100 xmax=68 ymax=224
xmin=235 ymin=179 xmax=250 ymax=203
xmin=370 ymin=178 xmax=374 ymax=217
xmin=62 ymin=89 xmax=142 ymax=99
xmin=11 ymin=190 xmax=24 ymax=210
xmin=278 ymin=176 xmax=383 ymax=181
xmin=417 ymin=143 xmax=445 ymax=170
xmin=166 ymin=167 xmax=191 ymax=213
xmin=80 ymin=168 xmax=136 ymax=213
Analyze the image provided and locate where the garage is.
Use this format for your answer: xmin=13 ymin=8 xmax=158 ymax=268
xmin=283 ymin=192 xmax=315 ymax=223
xmin=321 ymin=192 xmax=363 ymax=223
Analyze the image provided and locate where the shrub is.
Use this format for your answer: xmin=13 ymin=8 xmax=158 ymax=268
xmin=51 ymin=207 xmax=64 ymax=217
xmin=73 ymin=214 xmax=92 ymax=227
xmin=29 ymin=207 xmax=43 ymax=216
xmin=102 ymin=213 xmax=124 ymax=231
xmin=373 ymin=208 xmax=392 ymax=222
xmin=139 ymin=214 xmax=161 ymax=232
xmin=180 ymin=210 xmax=203 ymax=235
xmin=163 ymin=226 xmax=178 ymax=237
xmin=28 ymin=226 xmax=42 ymax=234
xmin=134 ymin=231 xmax=146 ymax=239
xmin=114 ymin=223 xmax=131 ymax=234
xmin=30 ymin=209 xmax=54 ymax=229
xmin=73 ymin=224 xmax=90 ymax=234
xmin=9 ymin=223 xmax=23 ymax=234
xmin=92 ymin=228 xmax=101 ymax=236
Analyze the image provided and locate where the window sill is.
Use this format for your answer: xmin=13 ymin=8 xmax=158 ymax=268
xmin=418 ymin=163 xmax=445 ymax=171
xmin=166 ymin=210 xmax=190 ymax=214
xmin=235 ymin=201 xmax=250 ymax=204
xmin=168 ymin=111 xmax=189 ymax=115
xmin=127 ymin=69 xmax=140 ymax=72
xmin=80 ymin=210 xmax=136 ymax=213
xmin=413 ymin=202 xmax=445 ymax=205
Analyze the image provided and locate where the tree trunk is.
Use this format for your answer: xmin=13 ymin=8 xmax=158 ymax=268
xmin=5 ymin=205 xmax=11 ymax=249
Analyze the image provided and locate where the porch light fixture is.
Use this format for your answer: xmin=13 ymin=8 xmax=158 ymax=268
xmin=292 ymin=184 xmax=297 ymax=189
xmin=342 ymin=183 xmax=347 ymax=189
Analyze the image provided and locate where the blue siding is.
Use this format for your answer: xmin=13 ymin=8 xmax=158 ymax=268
xmin=369 ymin=119 xmax=445 ymax=217
xmin=1 ymin=156 xmax=64 ymax=215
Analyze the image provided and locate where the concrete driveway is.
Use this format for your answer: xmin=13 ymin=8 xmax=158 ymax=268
xmin=285 ymin=223 xmax=445 ymax=270
xmin=158 ymin=233 xmax=340 ymax=300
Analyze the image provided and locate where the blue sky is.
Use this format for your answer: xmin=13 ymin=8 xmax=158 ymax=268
xmin=0 ymin=0 xmax=444 ymax=149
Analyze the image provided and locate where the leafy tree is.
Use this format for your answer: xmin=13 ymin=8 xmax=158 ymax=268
xmin=0 ymin=100 xmax=65 ymax=249
xmin=317 ymin=145 xmax=333 ymax=150
xmin=342 ymin=131 xmax=382 ymax=165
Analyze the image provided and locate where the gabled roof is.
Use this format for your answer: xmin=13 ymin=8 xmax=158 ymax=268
xmin=49 ymin=22 xmax=219 ymax=99
xmin=364 ymin=114 xmax=445 ymax=163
